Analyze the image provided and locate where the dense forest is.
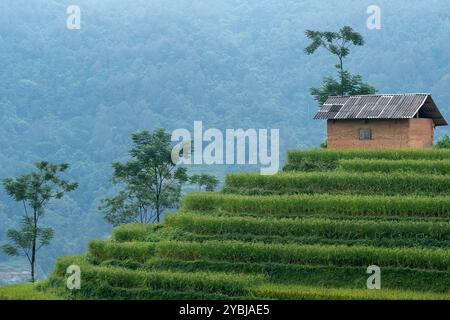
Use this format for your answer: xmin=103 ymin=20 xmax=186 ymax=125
xmin=0 ymin=0 xmax=449 ymax=277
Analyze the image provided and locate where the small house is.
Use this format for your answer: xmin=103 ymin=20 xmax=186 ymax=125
xmin=314 ymin=93 xmax=447 ymax=148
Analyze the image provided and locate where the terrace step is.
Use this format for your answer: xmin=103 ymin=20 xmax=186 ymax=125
xmin=165 ymin=213 xmax=450 ymax=242
xmin=223 ymin=172 xmax=450 ymax=195
xmin=252 ymin=283 xmax=450 ymax=300
xmin=181 ymin=193 xmax=450 ymax=217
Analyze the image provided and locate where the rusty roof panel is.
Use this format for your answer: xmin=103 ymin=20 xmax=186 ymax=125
xmin=335 ymin=96 xmax=359 ymax=119
xmin=362 ymin=96 xmax=391 ymax=118
xmin=314 ymin=93 xmax=447 ymax=126
xmin=378 ymin=95 xmax=403 ymax=118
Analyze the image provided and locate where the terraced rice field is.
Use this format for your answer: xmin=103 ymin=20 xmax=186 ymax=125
xmin=40 ymin=148 xmax=450 ymax=299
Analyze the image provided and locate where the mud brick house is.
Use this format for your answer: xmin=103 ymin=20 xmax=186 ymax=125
xmin=314 ymin=93 xmax=448 ymax=148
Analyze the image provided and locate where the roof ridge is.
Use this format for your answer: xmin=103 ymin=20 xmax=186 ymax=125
xmin=327 ymin=93 xmax=430 ymax=98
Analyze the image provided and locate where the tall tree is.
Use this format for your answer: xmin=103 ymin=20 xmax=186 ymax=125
xmin=99 ymin=129 xmax=188 ymax=226
xmin=1 ymin=162 xmax=78 ymax=282
xmin=305 ymin=26 xmax=376 ymax=103
xmin=310 ymin=67 xmax=377 ymax=105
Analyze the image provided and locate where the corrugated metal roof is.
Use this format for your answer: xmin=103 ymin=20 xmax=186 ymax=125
xmin=314 ymin=93 xmax=447 ymax=126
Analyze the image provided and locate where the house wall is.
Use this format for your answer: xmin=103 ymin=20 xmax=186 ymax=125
xmin=326 ymin=118 xmax=434 ymax=149
xmin=408 ymin=118 xmax=434 ymax=148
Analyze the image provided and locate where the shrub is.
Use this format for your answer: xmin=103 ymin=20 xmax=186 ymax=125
xmin=436 ymin=134 xmax=450 ymax=149
xmin=112 ymin=224 xmax=156 ymax=242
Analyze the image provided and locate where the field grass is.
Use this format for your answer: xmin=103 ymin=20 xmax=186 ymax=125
xmin=284 ymin=148 xmax=450 ymax=172
xmin=89 ymin=240 xmax=156 ymax=262
xmin=0 ymin=283 xmax=62 ymax=300
xmin=287 ymin=148 xmax=450 ymax=163
xmin=112 ymin=223 xmax=157 ymax=242
xmin=223 ymin=172 xmax=450 ymax=195
xmin=181 ymin=193 xmax=450 ymax=217
xmin=339 ymin=159 xmax=450 ymax=175
xmin=142 ymin=258 xmax=450 ymax=293
xmin=165 ymin=213 xmax=450 ymax=241
xmin=156 ymin=240 xmax=450 ymax=270
xmin=252 ymin=284 xmax=450 ymax=300
xmin=32 ymin=148 xmax=450 ymax=300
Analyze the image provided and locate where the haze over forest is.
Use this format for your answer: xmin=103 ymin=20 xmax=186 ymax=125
xmin=0 ymin=0 xmax=449 ymax=279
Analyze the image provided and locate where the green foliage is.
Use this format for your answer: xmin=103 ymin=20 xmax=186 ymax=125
xmin=156 ymin=240 xmax=450 ymax=270
xmin=305 ymin=26 xmax=376 ymax=103
xmin=223 ymin=172 xmax=450 ymax=195
xmin=3 ymin=217 xmax=54 ymax=257
xmin=0 ymin=283 xmax=62 ymax=300
xmin=143 ymin=259 xmax=450 ymax=294
xmin=40 ymin=146 xmax=450 ymax=300
xmin=285 ymin=148 xmax=450 ymax=171
xmin=310 ymin=67 xmax=377 ymax=105
xmin=103 ymin=223 xmax=450 ymax=249
xmin=3 ymin=162 xmax=78 ymax=208
xmin=166 ymin=213 xmax=450 ymax=242
xmin=1 ymin=162 xmax=77 ymax=282
xmin=89 ymin=240 xmax=156 ymax=263
xmin=339 ymin=159 xmax=450 ymax=175
xmin=0 ymin=1 xmax=449 ymax=273
xmin=253 ymin=284 xmax=449 ymax=300
xmin=181 ymin=192 xmax=450 ymax=217
xmin=112 ymin=224 xmax=156 ymax=242
xmin=436 ymin=134 xmax=450 ymax=148
xmin=305 ymin=26 xmax=364 ymax=69
xmin=189 ymin=174 xmax=219 ymax=192
xmin=99 ymin=129 xmax=188 ymax=225
xmin=53 ymin=255 xmax=263 ymax=298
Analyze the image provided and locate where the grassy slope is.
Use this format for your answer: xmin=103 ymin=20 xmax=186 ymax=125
xmin=3 ymin=148 xmax=450 ymax=300
xmin=0 ymin=283 xmax=62 ymax=300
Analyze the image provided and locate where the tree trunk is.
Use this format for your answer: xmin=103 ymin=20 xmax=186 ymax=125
xmin=339 ymin=57 xmax=344 ymax=96
xmin=156 ymin=207 xmax=160 ymax=223
xmin=30 ymin=251 xmax=35 ymax=283
xmin=31 ymin=210 xmax=37 ymax=283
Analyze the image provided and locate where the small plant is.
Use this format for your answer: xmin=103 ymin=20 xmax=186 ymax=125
xmin=436 ymin=134 xmax=450 ymax=148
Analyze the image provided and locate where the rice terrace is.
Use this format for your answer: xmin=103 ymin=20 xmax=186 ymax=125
xmin=2 ymin=148 xmax=448 ymax=300
xmin=1 ymin=1 xmax=450 ymax=309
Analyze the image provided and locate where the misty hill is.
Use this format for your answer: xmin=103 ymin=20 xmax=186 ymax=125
xmin=0 ymin=0 xmax=449 ymax=274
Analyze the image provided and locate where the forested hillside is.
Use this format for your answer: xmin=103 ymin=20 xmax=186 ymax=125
xmin=0 ymin=0 xmax=449 ymax=276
